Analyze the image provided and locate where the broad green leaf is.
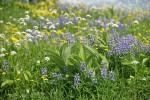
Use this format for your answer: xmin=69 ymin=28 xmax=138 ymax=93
xmin=99 ymin=54 xmax=108 ymax=63
xmin=142 ymin=58 xmax=150 ymax=65
xmin=63 ymin=44 xmax=74 ymax=62
xmin=48 ymin=51 xmax=66 ymax=67
xmin=83 ymin=45 xmax=99 ymax=59
xmin=86 ymin=54 xmax=94 ymax=65
xmin=79 ymin=44 xmax=86 ymax=61
xmin=1 ymin=80 xmax=14 ymax=88
xmin=23 ymin=73 xmax=29 ymax=81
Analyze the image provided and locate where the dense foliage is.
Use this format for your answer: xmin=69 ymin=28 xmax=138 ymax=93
xmin=0 ymin=0 xmax=150 ymax=99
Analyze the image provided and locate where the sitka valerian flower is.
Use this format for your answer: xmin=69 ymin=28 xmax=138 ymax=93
xmin=45 ymin=56 xmax=50 ymax=61
xmin=11 ymin=51 xmax=17 ymax=55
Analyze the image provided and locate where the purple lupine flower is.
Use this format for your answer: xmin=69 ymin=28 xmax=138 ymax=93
xmin=74 ymin=73 xmax=80 ymax=86
xmin=87 ymin=70 xmax=93 ymax=78
xmin=92 ymin=78 xmax=98 ymax=84
xmin=111 ymin=28 xmax=116 ymax=33
xmin=66 ymin=34 xmax=74 ymax=45
xmin=146 ymin=44 xmax=150 ymax=54
xmin=100 ymin=66 xmax=107 ymax=79
xmin=41 ymin=68 xmax=47 ymax=77
xmin=2 ymin=60 xmax=9 ymax=73
xmin=63 ymin=66 xmax=68 ymax=74
xmin=113 ymin=33 xmax=120 ymax=42
xmin=80 ymin=62 xmax=86 ymax=72
xmin=52 ymin=73 xmax=62 ymax=80
xmin=55 ymin=74 xmax=62 ymax=80
xmin=108 ymin=71 xmax=115 ymax=81
xmin=43 ymin=35 xmax=49 ymax=42
xmin=108 ymin=50 xmax=113 ymax=57
xmin=108 ymin=40 xmax=113 ymax=47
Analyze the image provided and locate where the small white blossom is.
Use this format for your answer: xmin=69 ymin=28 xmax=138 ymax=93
xmin=71 ymin=13 xmax=75 ymax=16
xmin=66 ymin=21 xmax=73 ymax=25
xmin=133 ymin=20 xmax=139 ymax=24
xmin=142 ymin=77 xmax=146 ymax=81
xmin=20 ymin=22 xmax=27 ymax=26
xmin=0 ymin=34 xmax=5 ymax=39
xmin=81 ymin=18 xmax=86 ymax=21
xmin=130 ymin=76 xmax=134 ymax=79
xmin=33 ymin=26 xmax=38 ymax=30
xmin=19 ymin=18 xmax=25 ymax=22
xmin=26 ymin=29 xmax=32 ymax=33
xmin=112 ymin=23 xmax=118 ymax=28
xmin=14 ymin=43 xmax=21 ymax=48
xmin=106 ymin=22 xmax=113 ymax=27
xmin=77 ymin=17 xmax=81 ymax=20
xmin=0 ymin=20 xmax=4 ymax=24
xmin=26 ymin=34 xmax=33 ymax=38
xmin=39 ymin=16 xmax=44 ymax=20
xmin=45 ymin=57 xmax=50 ymax=61
xmin=11 ymin=51 xmax=17 ymax=55
xmin=9 ymin=16 xmax=12 ymax=19
xmin=0 ymin=53 xmax=5 ymax=57
xmin=49 ymin=24 xmax=55 ymax=29
xmin=47 ymin=21 xmax=52 ymax=25
xmin=16 ymin=32 xmax=22 ymax=35
xmin=25 ymin=15 xmax=30 ymax=20
xmin=52 ymin=10 xmax=57 ymax=14
xmin=37 ymin=60 xmax=40 ymax=64
xmin=25 ymin=11 xmax=29 ymax=14
xmin=1 ymin=48 xmax=6 ymax=52
xmin=43 ymin=25 xmax=47 ymax=29
xmin=86 ymin=14 xmax=91 ymax=18
xmin=13 ymin=18 xmax=16 ymax=21
xmin=6 ymin=22 xmax=11 ymax=25
xmin=131 ymin=60 xmax=139 ymax=65
xmin=92 ymin=6 xmax=97 ymax=10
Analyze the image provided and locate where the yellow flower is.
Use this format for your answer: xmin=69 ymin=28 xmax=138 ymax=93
xmin=2 ymin=72 xmax=6 ymax=75
xmin=85 ymin=23 xmax=88 ymax=26
xmin=100 ymin=28 xmax=105 ymax=33
xmin=11 ymin=36 xmax=19 ymax=43
xmin=90 ymin=28 xmax=93 ymax=31
xmin=139 ymin=54 xmax=144 ymax=57
xmin=56 ymin=29 xmax=63 ymax=35
xmin=30 ymin=80 xmax=34 ymax=82
xmin=137 ymin=33 xmax=141 ymax=37
xmin=63 ymin=27 xmax=67 ymax=31
xmin=104 ymin=48 xmax=108 ymax=52
xmin=5 ymin=52 xmax=9 ymax=55
xmin=16 ymin=78 xmax=21 ymax=81
xmin=41 ymin=76 xmax=48 ymax=81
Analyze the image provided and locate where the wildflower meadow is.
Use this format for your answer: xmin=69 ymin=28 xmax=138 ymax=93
xmin=0 ymin=0 xmax=150 ymax=99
